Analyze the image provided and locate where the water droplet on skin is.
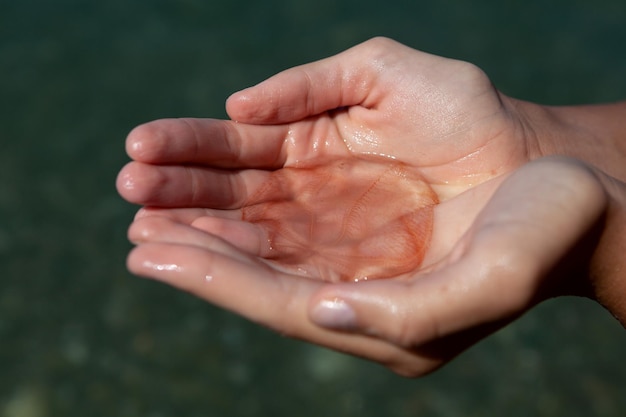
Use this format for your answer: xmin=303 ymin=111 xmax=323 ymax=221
xmin=122 ymin=173 xmax=135 ymax=190
xmin=143 ymin=260 xmax=182 ymax=272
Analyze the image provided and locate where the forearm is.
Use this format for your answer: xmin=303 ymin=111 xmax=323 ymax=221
xmin=554 ymin=102 xmax=626 ymax=324
xmin=542 ymin=101 xmax=626 ymax=181
xmin=506 ymin=97 xmax=626 ymax=324
xmin=551 ymin=104 xmax=626 ymax=325
xmin=545 ymin=102 xmax=626 ymax=324
xmin=588 ymin=173 xmax=626 ymax=327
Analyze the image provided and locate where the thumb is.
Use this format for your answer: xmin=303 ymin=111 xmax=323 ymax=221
xmin=225 ymin=41 xmax=378 ymax=124
xmin=307 ymin=260 xmax=511 ymax=348
xmin=308 ymin=157 xmax=607 ymax=346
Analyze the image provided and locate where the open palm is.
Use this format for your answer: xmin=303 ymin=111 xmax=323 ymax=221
xmin=117 ymin=38 xmax=605 ymax=376
xmin=119 ymin=38 xmax=531 ymax=281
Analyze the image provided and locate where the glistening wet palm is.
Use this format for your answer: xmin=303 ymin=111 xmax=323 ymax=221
xmin=118 ymin=38 xmax=605 ymax=376
xmin=241 ymin=156 xmax=439 ymax=282
xmin=120 ymin=39 xmax=531 ymax=280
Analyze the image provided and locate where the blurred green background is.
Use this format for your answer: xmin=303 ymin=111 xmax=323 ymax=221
xmin=2 ymin=0 xmax=626 ymax=416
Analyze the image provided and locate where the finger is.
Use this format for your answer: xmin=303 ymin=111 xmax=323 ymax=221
xmin=126 ymin=117 xmax=289 ymax=168
xmin=127 ymin=241 xmax=334 ymax=337
xmin=127 ymin=242 xmax=444 ymax=376
xmin=225 ymin=37 xmax=447 ymax=125
xmin=225 ymin=39 xmax=383 ymax=124
xmin=134 ymin=207 xmax=240 ymax=223
xmin=116 ymin=162 xmax=272 ymax=208
xmin=128 ymin=215 xmax=272 ymax=258
xmin=309 ymin=157 xmax=607 ymax=345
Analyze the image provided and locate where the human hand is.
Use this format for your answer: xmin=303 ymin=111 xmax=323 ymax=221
xmin=118 ymin=37 xmax=538 ymax=280
xmin=117 ymin=38 xmax=624 ymax=376
xmin=121 ymin=157 xmax=608 ymax=376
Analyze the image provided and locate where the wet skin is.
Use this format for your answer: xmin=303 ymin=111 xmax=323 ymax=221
xmin=241 ymin=156 xmax=438 ymax=282
xmin=118 ymin=37 xmax=626 ymax=377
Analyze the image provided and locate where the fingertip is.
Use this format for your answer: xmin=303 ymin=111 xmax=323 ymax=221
xmin=115 ymin=162 xmax=161 ymax=205
xmin=127 ymin=215 xmax=163 ymax=244
xmin=125 ymin=243 xmax=185 ymax=283
xmin=225 ymin=87 xmax=263 ymax=122
xmin=116 ymin=163 xmax=137 ymax=198
xmin=125 ymin=123 xmax=150 ymax=159
xmin=125 ymin=120 xmax=171 ymax=162
xmin=125 ymin=244 xmax=148 ymax=277
xmin=226 ymin=88 xmax=251 ymax=106
xmin=125 ymin=128 xmax=143 ymax=158
xmin=133 ymin=207 xmax=152 ymax=220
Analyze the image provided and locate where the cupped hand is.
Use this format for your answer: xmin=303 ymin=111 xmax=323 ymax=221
xmin=117 ymin=37 xmax=538 ymax=279
xmin=116 ymin=38 xmax=619 ymax=376
xmin=121 ymin=157 xmax=607 ymax=376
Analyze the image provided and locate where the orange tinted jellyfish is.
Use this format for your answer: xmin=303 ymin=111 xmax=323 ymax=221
xmin=242 ymin=157 xmax=439 ymax=282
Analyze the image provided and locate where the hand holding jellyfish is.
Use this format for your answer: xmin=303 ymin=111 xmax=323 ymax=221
xmin=117 ymin=38 xmax=626 ymax=376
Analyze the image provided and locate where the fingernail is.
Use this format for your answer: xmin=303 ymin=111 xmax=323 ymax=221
xmin=311 ymin=298 xmax=357 ymax=329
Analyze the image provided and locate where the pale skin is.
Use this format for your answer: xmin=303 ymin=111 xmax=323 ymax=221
xmin=116 ymin=37 xmax=626 ymax=377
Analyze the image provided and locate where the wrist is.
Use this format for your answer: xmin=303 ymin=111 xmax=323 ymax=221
xmin=588 ymin=174 xmax=626 ymax=326
xmin=501 ymin=96 xmax=626 ymax=178
xmin=505 ymin=96 xmax=626 ymax=325
xmin=540 ymin=101 xmax=626 ymax=181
